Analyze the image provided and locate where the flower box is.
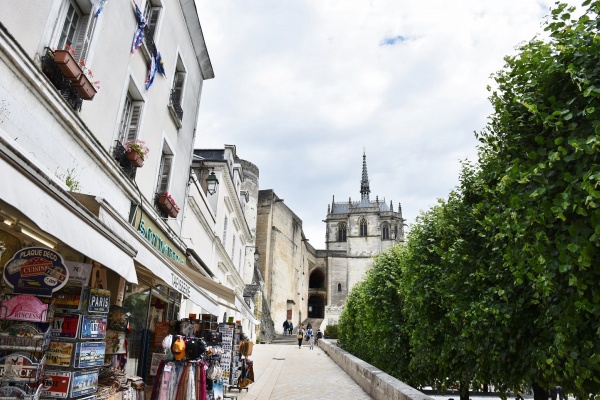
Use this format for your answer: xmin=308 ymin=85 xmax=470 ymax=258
xmin=53 ymin=49 xmax=82 ymax=80
xmin=70 ymin=73 xmax=97 ymax=100
xmin=126 ymin=150 xmax=144 ymax=167
xmin=158 ymin=194 xmax=179 ymax=218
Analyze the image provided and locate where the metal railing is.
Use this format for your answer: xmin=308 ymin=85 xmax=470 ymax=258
xmin=113 ymin=140 xmax=137 ymax=180
xmin=41 ymin=49 xmax=83 ymax=111
xmin=169 ymin=89 xmax=184 ymax=122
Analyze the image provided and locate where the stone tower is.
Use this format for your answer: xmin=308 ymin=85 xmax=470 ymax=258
xmin=314 ymin=151 xmax=405 ymax=325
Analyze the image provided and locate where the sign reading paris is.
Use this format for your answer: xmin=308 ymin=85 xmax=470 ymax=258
xmin=3 ymin=247 xmax=69 ymax=296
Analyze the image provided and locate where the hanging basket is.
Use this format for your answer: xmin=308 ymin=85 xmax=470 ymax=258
xmin=126 ymin=151 xmax=144 ymax=168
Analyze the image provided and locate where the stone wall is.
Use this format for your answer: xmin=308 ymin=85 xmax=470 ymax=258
xmin=318 ymin=339 xmax=433 ymax=400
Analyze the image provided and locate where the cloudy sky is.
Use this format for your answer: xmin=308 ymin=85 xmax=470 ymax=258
xmin=194 ymin=0 xmax=580 ymax=249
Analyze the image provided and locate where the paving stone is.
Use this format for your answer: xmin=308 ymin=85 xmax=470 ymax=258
xmin=232 ymin=342 xmax=372 ymax=400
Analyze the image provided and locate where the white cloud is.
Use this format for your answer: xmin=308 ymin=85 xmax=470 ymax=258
xmin=195 ymin=0 xmax=581 ymax=249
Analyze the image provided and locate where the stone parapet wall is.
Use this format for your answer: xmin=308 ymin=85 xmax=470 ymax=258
xmin=318 ymin=339 xmax=433 ymax=400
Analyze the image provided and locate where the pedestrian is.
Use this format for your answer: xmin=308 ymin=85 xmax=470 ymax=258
xmin=316 ymin=329 xmax=323 ymax=345
xmin=296 ymin=327 xmax=304 ymax=349
xmin=283 ymin=320 xmax=289 ymax=336
xmin=309 ymin=333 xmax=315 ymax=349
xmin=288 ymin=322 xmax=293 ymax=335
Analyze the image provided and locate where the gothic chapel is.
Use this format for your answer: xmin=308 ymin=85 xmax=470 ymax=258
xmin=310 ymin=152 xmax=405 ymax=325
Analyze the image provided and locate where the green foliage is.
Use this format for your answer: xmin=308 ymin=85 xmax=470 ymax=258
xmin=336 ymin=2 xmax=600 ymax=397
xmin=324 ymin=324 xmax=339 ymax=338
xmin=56 ymin=167 xmax=81 ymax=192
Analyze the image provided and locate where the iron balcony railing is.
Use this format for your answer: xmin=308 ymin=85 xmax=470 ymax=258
xmin=41 ymin=48 xmax=83 ymax=111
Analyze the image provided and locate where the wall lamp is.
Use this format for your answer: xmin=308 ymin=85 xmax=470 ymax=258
xmin=206 ymin=168 xmax=219 ymax=195
xmin=253 ymin=248 xmax=260 ymax=262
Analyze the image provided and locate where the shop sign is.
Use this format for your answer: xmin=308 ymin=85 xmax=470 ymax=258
xmin=74 ymin=341 xmax=105 ymax=368
xmin=80 ymin=315 xmax=107 ymax=339
xmin=64 ymin=261 xmax=92 ymax=287
xmin=3 ymin=247 xmax=69 ymax=296
xmin=171 ymin=272 xmax=190 ymax=298
xmin=136 ymin=218 xmax=185 ymax=265
xmin=0 ymin=354 xmax=43 ymax=382
xmin=0 ymin=294 xmax=49 ymax=322
xmin=41 ymin=370 xmax=71 ymax=398
xmin=52 ymin=314 xmax=81 ymax=339
xmin=70 ymin=369 xmax=98 ymax=398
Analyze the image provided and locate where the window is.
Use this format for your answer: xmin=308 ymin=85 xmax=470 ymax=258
xmin=393 ymin=224 xmax=398 ymax=239
xmin=143 ymin=0 xmax=162 ymax=40
xmin=337 ymin=223 xmax=347 ymax=242
xmin=56 ymin=0 xmax=98 ymax=62
xmin=359 ymin=218 xmax=367 ymax=237
xmin=232 ymin=235 xmax=236 ymax=260
xmin=382 ymin=223 xmax=390 ymax=240
xmin=222 ymin=217 xmax=228 ymax=247
xmin=168 ymin=56 xmax=186 ymax=125
xmin=337 ymin=283 xmax=342 ymax=292
xmin=156 ymin=144 xmax=173 ymax=194
xmin=117 ymin=93 xmax=143 ymax=144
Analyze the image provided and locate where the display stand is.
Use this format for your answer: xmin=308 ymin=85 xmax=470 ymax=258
xmin=0 ymin=294 xmax=54 ymax=400
xmin=43 ymin=285 xmax=109 ymax=399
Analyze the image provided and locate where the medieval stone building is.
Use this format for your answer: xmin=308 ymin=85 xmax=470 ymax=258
xmin=254 ymin=152 xmax=404 ymax=337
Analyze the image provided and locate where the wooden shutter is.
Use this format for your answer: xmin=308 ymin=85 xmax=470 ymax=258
xmin=157 ymin=154 xmax=173 ymax=193
xmin=126 ymin=102 xmax=143 ymax=142
xmin=72 ymin=13 xmax=90 ymax=61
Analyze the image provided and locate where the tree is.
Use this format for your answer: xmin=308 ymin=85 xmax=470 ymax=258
xmin=474 ymin=1 xmax=600 ymax=395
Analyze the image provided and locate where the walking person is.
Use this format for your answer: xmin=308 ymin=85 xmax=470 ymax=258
xmin=309 ymin=332 xmax=315 ymax=349
xmin=283 ymin=320 xmax=289 ymax=336
xmin=296 ymin=326 xmax=304 ymax=349
xmin=288 ymin=322 xmax=293 ymax=335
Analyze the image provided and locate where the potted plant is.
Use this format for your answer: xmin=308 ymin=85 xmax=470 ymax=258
xmin=158 ymin=192 xmax=180 ymax=218
xmin=70 ymin=59 xmax=100 ymax=100
xmin=124 ymin=140 xmax=150 ymax=168
xmin=53 ymin=45 xmax=81 ymax=80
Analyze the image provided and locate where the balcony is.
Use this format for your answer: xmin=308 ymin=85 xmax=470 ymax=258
xmin=41 ymin=49 xmax=83 ymax=112
xmin=113 ymin=141 xmax=137 ymax=180
xmin=168 ymin=89 xmax=183 ymax=128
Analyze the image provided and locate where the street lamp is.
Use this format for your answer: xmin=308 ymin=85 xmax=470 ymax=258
xmin=205 ymin=169 xmax=219 ymax=195
xmin=253 ymin=248 xmax=260 ymax=263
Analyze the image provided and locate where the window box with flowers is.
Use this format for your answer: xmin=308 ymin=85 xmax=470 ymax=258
xmin=124 ymin=140 xmax=150 ymax=168
xmin=158 ymin=192 xmax=180 ymax=218
xmin=53 ymin=46 xmax=82 ymax=80
xmin=50 ymin=46 xmax=100 ymax=100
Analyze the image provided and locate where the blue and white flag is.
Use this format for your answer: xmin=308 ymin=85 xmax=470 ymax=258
xmin=94 ymin=0 xmax=109 ymax=18
xmin=131 ymin=3 xmax=147 ymax=54
xmin=145 ymin=50 xmax=166 ymax=90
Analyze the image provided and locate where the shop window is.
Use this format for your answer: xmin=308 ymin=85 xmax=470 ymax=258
xmin=382 ymin=222 xmax=390 ymax=240
xmin=337 ymin=222 xmax=347 ymax=242
xmin=359 ymin=217 xmax=367 ymax=237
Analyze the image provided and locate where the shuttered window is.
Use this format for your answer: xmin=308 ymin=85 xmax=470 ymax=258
xmin=157 ymin=152 xmax=173 ymax=194
xmin=172 ymin=72 xmax=186 ymax=104
xmin=117 ymin=94 xmax=144 ymax=144
xmin=146 ymin=7 xmax=161 ymax=39
xmin=57 ymin=1 xmax=98 ymax=63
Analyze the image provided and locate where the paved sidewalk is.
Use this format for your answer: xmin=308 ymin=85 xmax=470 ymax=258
xmin=227 ymin=341 xmax=373 ymax=400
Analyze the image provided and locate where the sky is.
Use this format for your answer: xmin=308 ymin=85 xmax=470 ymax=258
xmin=194 ymin=0 xmax=581 ymax=250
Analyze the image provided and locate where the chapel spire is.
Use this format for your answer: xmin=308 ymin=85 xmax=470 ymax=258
xmin=360 ymin=150 xmax=370 ymax=202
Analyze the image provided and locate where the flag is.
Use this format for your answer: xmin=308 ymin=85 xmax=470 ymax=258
xmin=155 ymin=52 xmax=166 ymax=77
xmin=145 ymin=52 xmax=156 ymax=90
xmin=130 ymin=3 xmax=147 ymax=54
xmin=94 ymin=0 xmax=109 ymax=18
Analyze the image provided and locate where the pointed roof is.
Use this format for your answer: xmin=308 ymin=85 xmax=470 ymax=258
xmin=360 ymin=150 xmax=370 ymax=203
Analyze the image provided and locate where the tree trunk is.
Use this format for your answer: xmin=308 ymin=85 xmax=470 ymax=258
xmin=459 ymin=380 xmax=470 ymax=400
xmin=533 ymin=382 xmax=549 ymax=400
